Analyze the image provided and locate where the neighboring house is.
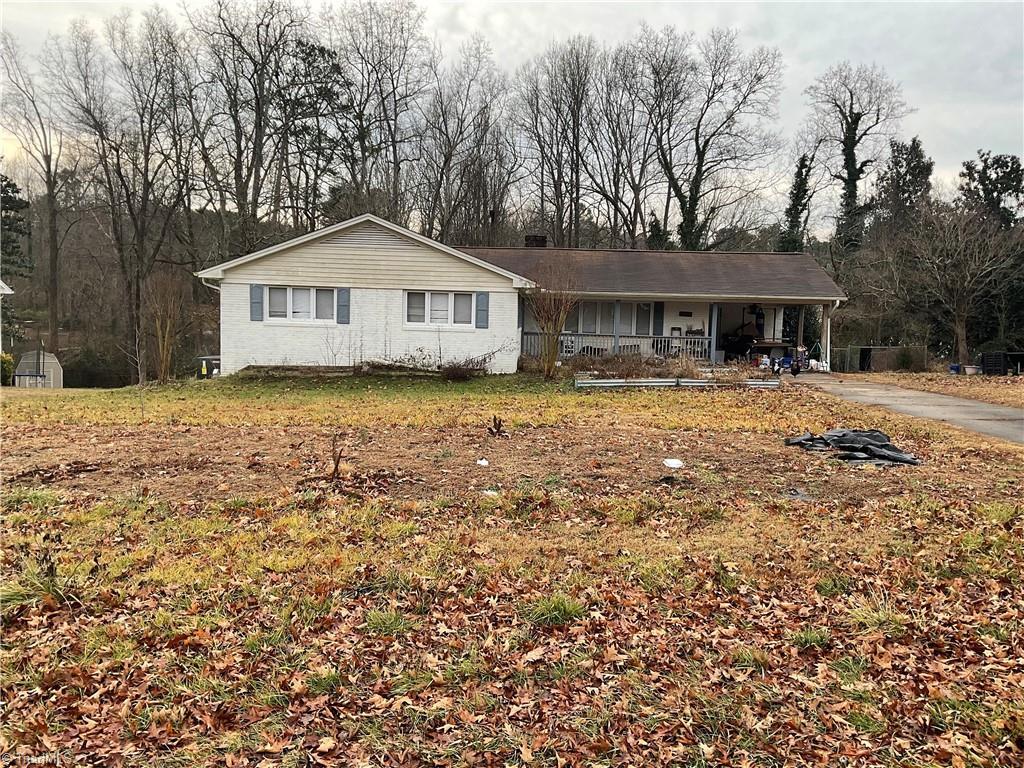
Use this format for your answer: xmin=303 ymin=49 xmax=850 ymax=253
xmin=0 ymin=279 xmax=12 ymax=356
xmin=196 ymin=214 xmax=845 ymax=375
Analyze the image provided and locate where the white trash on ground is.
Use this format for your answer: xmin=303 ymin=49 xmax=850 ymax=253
xmin=662 ymin=458 xmax=684 ymax=470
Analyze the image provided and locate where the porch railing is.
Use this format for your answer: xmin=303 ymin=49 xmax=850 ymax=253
xmin=521 ymin=332 xmax=711 ymax=360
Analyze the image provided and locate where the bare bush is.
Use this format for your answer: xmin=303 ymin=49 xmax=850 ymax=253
xmin=523 ymin=262 xmax=580 ymax=380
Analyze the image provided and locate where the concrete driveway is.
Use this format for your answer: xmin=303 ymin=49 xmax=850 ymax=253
xmin=799 ymin=374 xmax=1024 ymax=444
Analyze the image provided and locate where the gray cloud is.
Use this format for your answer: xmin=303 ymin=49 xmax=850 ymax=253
xmin=4 ymin=0 xmax=1022 ymax=183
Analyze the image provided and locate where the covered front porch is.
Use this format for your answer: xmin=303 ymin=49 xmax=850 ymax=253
xmin=520 ymin=296 xmax=835 ymax=365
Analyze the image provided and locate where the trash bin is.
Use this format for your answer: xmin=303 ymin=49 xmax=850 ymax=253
xmin=196 ymin=356 xmax=220 ymax=379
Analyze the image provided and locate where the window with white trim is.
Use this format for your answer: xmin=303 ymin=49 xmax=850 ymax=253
xmin=563 ymin=300 xmax=654 ymax=335
xmin=405 ymin=291 xmax=475 ymax=327
xmin=265 ymin=286 xmax=335 ymax=321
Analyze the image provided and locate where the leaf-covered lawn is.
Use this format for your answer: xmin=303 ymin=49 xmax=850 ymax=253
xmin=1 ymin=375 xmax=1022 ymax=766
xmin=852 ymin=372 xmax=1024 ymax=409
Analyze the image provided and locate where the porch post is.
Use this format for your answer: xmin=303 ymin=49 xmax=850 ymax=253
xmin=613 ymin=300 xmax=621 ymax=354
xmin=708 ymin=303 xmax=718 ymax=363
xmin=796 ymin=305 xmax=806 ymax=348
xmin=820 ymin=303 xmax=832 ymax=370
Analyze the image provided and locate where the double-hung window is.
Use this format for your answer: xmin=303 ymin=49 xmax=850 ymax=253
xmin=561 ymin=300 xmax=655 ymax=335
xmin=406 ymin=291 xmax=474 ymax=327
xmin=265 ymin=286 xmax=335 ymax=321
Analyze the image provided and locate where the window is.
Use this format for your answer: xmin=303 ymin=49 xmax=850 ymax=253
xmin=600 ymin=303 xmax=614 ymax=334
xmin=453 ymin=293 xmax=473 ymax=324
xmin=618 ymin=302 xmax=635 ymax=334
xmin=291 ymin=288 xmax=311 ymax=319
xmin=430 ymin=292 xmax=449 ymax=323
xmin=636 ymin=302 xmax=652 ymax=335
xmin=406 ymin=291 xmax=476 ymax=327
xmin=266 ymin=286 xmax=336 ymax=321
xmin=268 ymin=287 xmax=288 ymax=319
xmin=581 ymin=302 xmax=598 ymax=334
xmin=407 ymin=292 xmax=426 ymax=323
xmin=564 ymin=305 xmax=580 ymax=333
xmin=315 ymin=289 xmax=335 ymax=320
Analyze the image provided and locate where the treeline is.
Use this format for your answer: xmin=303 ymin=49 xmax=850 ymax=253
xmin=1 ymin=0 xmax=1021 ymax=382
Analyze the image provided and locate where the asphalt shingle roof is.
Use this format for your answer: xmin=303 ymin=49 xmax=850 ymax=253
xmin=460 ymin=247 xmax=846 ymax=301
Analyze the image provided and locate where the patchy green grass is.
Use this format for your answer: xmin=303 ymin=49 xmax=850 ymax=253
xmin=363 ymin=608 xmax=413 ymax=636
xmin=522 ymin=593 xmax=586 ymax=627
xmin=847 ymin=593 xmax=910 ymax=636
xmin=815 ymin=573 xmax=853 ymax=597
xmin=1 ymin=374 xmax=1022 ymax=765
xmin=788 ymin=626 xmax=832 ymax=650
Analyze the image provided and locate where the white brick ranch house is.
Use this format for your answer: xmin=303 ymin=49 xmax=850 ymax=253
xmin=196 ymin=214 xmax=845 ymax=375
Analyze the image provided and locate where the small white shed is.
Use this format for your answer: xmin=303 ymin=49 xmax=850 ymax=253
xmin=14 ymin=350 xmax=63 ymax=389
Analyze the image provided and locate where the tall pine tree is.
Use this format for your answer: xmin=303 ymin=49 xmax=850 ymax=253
xmin=0 ymin=174 xmax=31 ymax=282
xmin=778 ymin=154 xmax=814 ymax=251
xmin=873 ymin=137 xmax=933 ymax=229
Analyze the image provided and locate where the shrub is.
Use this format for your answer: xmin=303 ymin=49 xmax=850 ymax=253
xmin=62 ymin=347 xmax=132 ymax=388
xmin=673 ymin=355 xmax=702 ymax=379
xmin=440 ymin=354 xmax=490 ymax=381
xmin=0 ymin=352 xmax=12 ymax=386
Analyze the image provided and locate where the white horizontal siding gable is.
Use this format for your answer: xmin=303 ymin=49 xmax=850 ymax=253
xmin=224 ymin=220 xmax=515 ymax=292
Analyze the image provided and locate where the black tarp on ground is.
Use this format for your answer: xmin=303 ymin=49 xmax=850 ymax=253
xmin=785 ymin=429 xmax=921 ymax=466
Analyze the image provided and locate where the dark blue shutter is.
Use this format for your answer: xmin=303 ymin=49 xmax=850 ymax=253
xmin=652 ymin=301 xmax=665 ymax=336
xmin=250 ymin=285 xmax=264 ymax=321
xmin=475 ymin=292 xmax=489 ymax=329
xmin=336 ymin=288 xmax=350 ymax=324
xmin=517 ymin=295 xmax=524 ymax=328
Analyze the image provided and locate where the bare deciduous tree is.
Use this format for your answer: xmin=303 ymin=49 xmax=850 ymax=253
xmin=581 ymin=41 xmax=658 ymax=248
xmin=804 ymin=61 xmax=911 ymax=258
xmin=523 ymin=262 xmax=579 ymax=380
xmin=641 ymin=27 xmax=782 ymax=250
xmin=147 ymin=272 xmax=185 ymax=383
xmin=901 ymin=201 xmax=1020 ymax=363
xmin=1 ymin=33 xmax=77 ymax=352
xmin=49 ymin=10 xmax=184 ymax=383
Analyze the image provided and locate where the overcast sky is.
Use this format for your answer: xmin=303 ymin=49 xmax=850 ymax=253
xmin=2 ymin=0 xmax=1022 ymax=185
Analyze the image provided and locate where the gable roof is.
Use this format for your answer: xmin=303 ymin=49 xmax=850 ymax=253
xmin=0 ymin=280 xmax=12 ymax=295
xmin=460 ymin=247 xmax=846 ymax=302
xmin=194 ymin=214 xmax=533 ymax=286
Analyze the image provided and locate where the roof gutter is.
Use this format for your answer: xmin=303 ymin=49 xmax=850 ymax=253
xmin=533 ymin=290 xmax=847 ymax=303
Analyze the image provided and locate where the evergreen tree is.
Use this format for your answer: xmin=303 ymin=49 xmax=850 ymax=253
xmin=958 ymin=150 xmax=1024 ymax=350
xmin=646 ymin=211 xmax=676 ymax=250
xmin=959 ymin=150 xmax=1024 ymax=229
xmin=873 ymin=137 xmax=933 ymax=228
xmin=778 ymin=153 xmax=813 ymax=251
xmin=0 ymin=174 xmax=31 ymax=282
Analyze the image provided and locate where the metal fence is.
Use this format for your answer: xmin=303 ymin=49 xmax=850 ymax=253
xmin=830 ymin=345 xmax=929 ymax=373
